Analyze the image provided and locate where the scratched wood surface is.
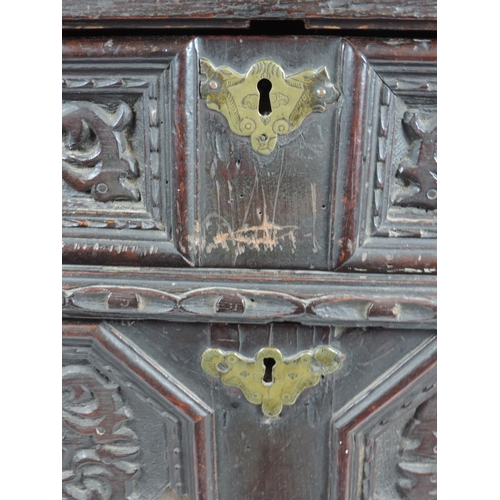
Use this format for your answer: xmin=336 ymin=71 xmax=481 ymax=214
xmin=197 ymin=37 xmax=342 ymax=270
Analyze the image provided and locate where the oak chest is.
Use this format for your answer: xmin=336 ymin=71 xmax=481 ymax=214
xmin=62 ymin=3 xmax=437 ymax=499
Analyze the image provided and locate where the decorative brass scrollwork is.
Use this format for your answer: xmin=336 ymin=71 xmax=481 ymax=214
xmin=201 ymin=346 xmax=344 ymax=417
xmin=200 ymin=58 xmax=340 ymax=155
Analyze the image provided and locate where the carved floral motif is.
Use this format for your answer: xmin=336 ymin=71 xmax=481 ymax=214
xmin=395 ymin=112 xmax=437 ymax=210
xmin=397 ymin=394 xmax=437 ymax=499
xmin=62 ymin=365 xmax=140 ymax=500
xmin=62 ymin=101 xmax=140 ymax=202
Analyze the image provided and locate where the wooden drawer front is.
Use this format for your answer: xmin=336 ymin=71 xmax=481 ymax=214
xmin=62 ymin=321 xmax=436 ymax=500
xmin=62 ymin=37 xmax=436 ymax=273
xmin=62 ymin=39 xmax=196 ymax=267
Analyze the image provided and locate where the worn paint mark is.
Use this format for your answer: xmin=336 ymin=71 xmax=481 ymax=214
xmin=203 ymin=214 xmax=298 ymax=257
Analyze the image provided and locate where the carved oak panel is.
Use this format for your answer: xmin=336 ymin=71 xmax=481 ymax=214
xmin=61 ymin=30 xmax=437 ymax=500
xmin=62 ymin=39 xmax=196 ymax=266
xmin=62 ymin=37 xmax=435 ymax=273
xmin=62 ymin=323 xmax=216 ymax=500
xmin=332 ymin=39 xmax=437 ymax=274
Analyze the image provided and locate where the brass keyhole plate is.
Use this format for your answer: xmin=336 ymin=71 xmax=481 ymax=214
xmin=200 ymin=58 xmax=340 ymax=155
xmin=201 ymin=346 xmax=344 ymax=417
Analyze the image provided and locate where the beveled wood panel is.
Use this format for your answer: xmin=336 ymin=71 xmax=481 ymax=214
xmin=196 ymin=36 xmax=343 ymax=270
xmin=62 ymin=323 xmax=216 ymax=500
xmin=332 ymin=344 xmax=436 ymax=500
xmin=62 ymin=38 xmax=196 ymax=267
xmin=333 ymin=38 xmax=437 ymax=274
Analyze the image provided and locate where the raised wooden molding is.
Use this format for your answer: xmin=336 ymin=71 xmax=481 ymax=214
xmin=62 ymin=266 xmax=436 ymax=327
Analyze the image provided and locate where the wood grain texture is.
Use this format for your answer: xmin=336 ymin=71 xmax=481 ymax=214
xmin=62 ymin=0 xmax=436 ymax=31
xmin=196 ymin=37 xmax=342 ymax=270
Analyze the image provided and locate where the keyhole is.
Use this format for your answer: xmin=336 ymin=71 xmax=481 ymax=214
xmin=257 ymin=78 xmax=273 ymax=116
xmin=263 ymin=357 xmax=276 ymax=383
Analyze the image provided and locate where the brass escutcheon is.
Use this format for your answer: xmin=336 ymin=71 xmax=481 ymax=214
xmin=201 ymin=346 xmax=344 ymax=417
xmin=200 ymin=58 xmax=340 ymax=155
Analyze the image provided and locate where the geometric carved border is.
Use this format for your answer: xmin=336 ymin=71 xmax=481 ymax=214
xmin=330 ymin=335 xmax=436 ymax=499
xmin=62 ymin=282 xmax=437 ymax=328
xmin=332 ymin=39 xmax=437 ymax=274
xmin=62 ymin=266 xmax=437 ymax=328
xmin=62 ymin=322 xmax=216 ymax=500
xmin=62 ymin=39 xmax=196 ymax=266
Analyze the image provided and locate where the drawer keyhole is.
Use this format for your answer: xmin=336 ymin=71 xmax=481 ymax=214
xmin=263 ymin=357 xmax=276 ymax=384
xmin=257 ymin=78 xmax=273 ymax=116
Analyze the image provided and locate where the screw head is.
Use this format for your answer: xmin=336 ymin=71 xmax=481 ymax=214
xmin=315 ymin=87 xmax=326 ymax=98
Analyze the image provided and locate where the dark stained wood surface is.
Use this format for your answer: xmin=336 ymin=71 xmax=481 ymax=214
xmin=63 ymin=322 xmax=216 ymax=500
xmin=62 ymin=0 xmax=436 ymax=31
xmin=63 ymin=321 xmax=435 ymax=500
xmin=63 ymin=38 xmax=197 ymax=267
xmin=62 ymin=266 xmax=436 ymax=328
xmin=63 ymin=36 xmax=436 ymax=273
xmin=62 ymin=19 xmax=437 ymax=500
